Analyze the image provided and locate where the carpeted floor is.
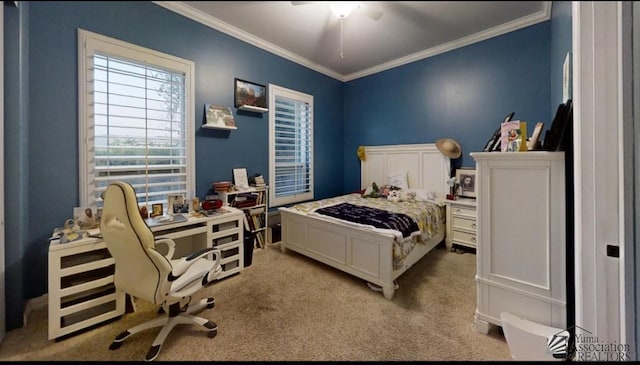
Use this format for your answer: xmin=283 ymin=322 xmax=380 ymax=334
xmin=0 ymin=242 xmax=511 ymax=361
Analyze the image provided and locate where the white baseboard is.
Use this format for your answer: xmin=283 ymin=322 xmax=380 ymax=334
xmin=23 ymin=294 xmax=48 ymax=325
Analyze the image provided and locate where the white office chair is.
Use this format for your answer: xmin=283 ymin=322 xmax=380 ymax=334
xmin=100 ymin=181 xmax=223 ymax=361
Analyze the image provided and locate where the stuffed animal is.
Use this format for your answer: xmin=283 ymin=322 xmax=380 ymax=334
xmin=363 ymin=182 xmax=380 ymax=198
xmin=387 ymin=190 xmax=400 ymax=203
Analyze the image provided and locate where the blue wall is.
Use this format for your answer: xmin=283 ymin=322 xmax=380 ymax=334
xmin=342 ymin=23 xmax=551 ymax=191
xmin=3 ymin=1 xmax=572 ymax=331
xmin=5 ymin=1 xmax=344 ymax=330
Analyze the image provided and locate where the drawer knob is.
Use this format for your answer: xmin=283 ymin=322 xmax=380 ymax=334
xmin=454 ymin=209 xmax=461 ymax=214
xmin=471 ymin=223 xmax=476 ymax=229
xmin=471 ymin=237 xmax=476 ymax=243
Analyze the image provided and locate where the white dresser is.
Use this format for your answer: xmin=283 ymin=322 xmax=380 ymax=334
xmin=470 ymin=152 xmax=566 ymax=334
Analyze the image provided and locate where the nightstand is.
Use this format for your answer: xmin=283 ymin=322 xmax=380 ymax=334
xmin=445 ymin=198 xmax=477 ymax=252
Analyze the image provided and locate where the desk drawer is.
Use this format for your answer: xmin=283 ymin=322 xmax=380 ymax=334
xmin=452 ymin=216 xmax=477 ymax=232
xmin=211 ymin=233 xmax=240 ymax=247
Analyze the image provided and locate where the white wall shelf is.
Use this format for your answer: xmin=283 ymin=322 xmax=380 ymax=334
xmin=238 ymin=105 xmax=268 ymax=113
xmin=202 ymin=124 xmax=237 ymax=130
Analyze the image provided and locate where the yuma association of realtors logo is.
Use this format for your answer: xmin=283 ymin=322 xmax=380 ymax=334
xmin=547 ymin=326 xmax=632 ymax=361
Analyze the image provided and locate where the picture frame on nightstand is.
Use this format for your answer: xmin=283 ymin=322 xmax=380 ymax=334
xmin=455 ymin=168 xmax=477 ymax=198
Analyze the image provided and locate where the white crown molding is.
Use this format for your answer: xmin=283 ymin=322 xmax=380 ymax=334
xmin=156 ymin=1 xmax=552 ymax=83
xmin=344 ymin=1 xmax=552 ymax=81
xmin=155 ymin=1 xmax=344 ymax=81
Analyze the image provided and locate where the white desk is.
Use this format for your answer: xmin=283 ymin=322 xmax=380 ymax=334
xmin=48 ymin=208 xmax=244 ymax=340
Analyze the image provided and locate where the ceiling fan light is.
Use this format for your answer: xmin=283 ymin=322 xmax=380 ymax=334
xmin=330 ymin=2 xmax=356 ymax=19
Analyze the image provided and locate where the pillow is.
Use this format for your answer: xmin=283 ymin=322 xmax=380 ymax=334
xmin=406 ymin=188 xmax=437 ymax=202
xmin=388 ymin=170 xmax=408 ymax=190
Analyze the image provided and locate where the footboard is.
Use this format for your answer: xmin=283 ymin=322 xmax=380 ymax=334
xmin=279 ymin=207 xmax=399 ymax=298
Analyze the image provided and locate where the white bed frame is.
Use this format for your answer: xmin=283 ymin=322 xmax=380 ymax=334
xmin=279 ymin=143 xmax=449 ymax=299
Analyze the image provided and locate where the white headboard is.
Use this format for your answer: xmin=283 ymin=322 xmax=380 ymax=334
xmin=360 ymin=143 xmax=450 ymax=200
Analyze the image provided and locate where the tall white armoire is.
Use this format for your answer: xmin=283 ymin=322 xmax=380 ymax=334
xmin=470 ymin=152 xmax=566 ymax=334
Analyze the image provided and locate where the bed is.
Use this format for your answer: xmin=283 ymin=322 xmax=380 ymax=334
xmin=278 ymin=143 xmax=450 ymax=299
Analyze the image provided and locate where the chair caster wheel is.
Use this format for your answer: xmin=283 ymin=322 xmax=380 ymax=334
xmin=206 ymin=297 xmax=215 ymax=309
xmin=208 ymin=329 xmax=218 ymax=338
xmin=109 ymin=341 xmax=123 ymax=350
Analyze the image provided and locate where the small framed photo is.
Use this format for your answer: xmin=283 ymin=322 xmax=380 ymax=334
xmin=73 ymin=206 xmax=99 ymax=230
xmin=204 ymin=104 xmax=235 ymax=128
xmin=151 ymin=203 xmax=164 ymax=217
xmin=455 ymin=168 xmax=477 ymax=198
xmin=234 ymin=78 xmax=267 ymax=109
xmin=167 ymin=194 xmax=188 ymax=214
xmin=233 ymin=168 xmax=249 ymax=189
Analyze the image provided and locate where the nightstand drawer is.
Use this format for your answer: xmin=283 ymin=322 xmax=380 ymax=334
xmin=452 ymin=216 xmax=477 ymax=231
xmin=451 ymin=205 xmax=476 ymax=218
xmin=451 ymin=229 xmax=477 ymax=246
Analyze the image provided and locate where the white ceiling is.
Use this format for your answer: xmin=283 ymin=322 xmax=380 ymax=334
xmin=157 ymin=1 xmax=551 ymax=81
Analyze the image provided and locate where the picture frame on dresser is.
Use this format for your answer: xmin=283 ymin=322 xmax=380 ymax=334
xmin=456 ymin=168 xmax=477 ymax=198
xmin=484 ymin=112 xmax=515 ymax=152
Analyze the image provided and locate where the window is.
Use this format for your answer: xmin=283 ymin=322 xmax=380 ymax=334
xmin=78 ymin=29 xmax=195 ymax=209
xmin=268 ymin=84 xmax=314 ymax=207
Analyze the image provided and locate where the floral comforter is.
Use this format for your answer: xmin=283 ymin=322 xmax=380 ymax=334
xmin=288 ymin=193 xmax=445 ymax=270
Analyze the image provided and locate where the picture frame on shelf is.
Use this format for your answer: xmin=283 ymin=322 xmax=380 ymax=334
xmin=455 ymin=168 xmax=477 ymax=198
xmin=204 ymin=104 xmax=235 ymax=128
xmin=234 ymin=78 xmax=267 ymax=109
xmin=233 ymin=168 xmax=249 ymax=189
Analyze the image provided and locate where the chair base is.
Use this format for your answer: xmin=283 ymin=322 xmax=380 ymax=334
xmin=109 ymin=297 xmax=217 ymax=362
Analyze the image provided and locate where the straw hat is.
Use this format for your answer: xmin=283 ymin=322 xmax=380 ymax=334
xmin=436 ymin=138 xmax=462 ymax=159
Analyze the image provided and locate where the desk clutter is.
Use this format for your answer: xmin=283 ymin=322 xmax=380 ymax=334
xmin=48 ymin=205 xmax=246 ymax=341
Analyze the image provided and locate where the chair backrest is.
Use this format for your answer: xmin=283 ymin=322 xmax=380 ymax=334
xmin=100 ymin=181 xmax=172 ymax=304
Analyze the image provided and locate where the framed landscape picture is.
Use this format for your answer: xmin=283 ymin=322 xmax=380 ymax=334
xmin=234 ymin=78 xmax=267 ymax=109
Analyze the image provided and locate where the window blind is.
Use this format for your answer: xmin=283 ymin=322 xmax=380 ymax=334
xmin=79 ymin=29 xmax=195 ymax=209
xmin=269 ymin=85 xmax=313 ymax=206
xmin=91 ymin=54 xmax=187 ymax=207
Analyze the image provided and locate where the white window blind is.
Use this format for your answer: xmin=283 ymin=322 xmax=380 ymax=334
xmin=79 ymin=30 xmax=195 ymax=209
xmin=268 ymin=84 xmax=313 ymax=207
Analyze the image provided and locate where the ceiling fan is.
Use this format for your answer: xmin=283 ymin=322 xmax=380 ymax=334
xmin=291 ymin=1 xmax=383 ymax=59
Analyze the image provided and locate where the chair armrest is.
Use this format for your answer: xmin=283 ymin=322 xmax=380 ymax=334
xmin=169 ymin=247 xmax=221 ymax=279
xmin=154 ymin=238 xmax=176 ymax=260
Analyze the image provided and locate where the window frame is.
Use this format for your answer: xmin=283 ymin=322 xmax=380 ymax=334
xmin=77 ymin=29 xmax=195 ymax=208
xmin=268 ymin=84 xmax=314 ymax=207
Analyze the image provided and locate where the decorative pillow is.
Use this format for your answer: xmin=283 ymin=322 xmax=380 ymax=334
xmin=388 ymin=170 xmax=408 ymax=190
xmin=406 ymin=188 xmax=436 ymax=202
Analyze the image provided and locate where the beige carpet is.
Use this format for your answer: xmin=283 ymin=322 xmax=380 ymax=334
xmin=0 ymin=243 xmax=511 ymax=361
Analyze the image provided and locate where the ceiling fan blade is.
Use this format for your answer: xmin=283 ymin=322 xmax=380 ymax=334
xmin=361 ymin=7 xmax=383 ymax=20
